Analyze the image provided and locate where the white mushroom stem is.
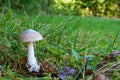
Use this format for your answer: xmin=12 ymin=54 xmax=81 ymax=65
xmin=27 ymin=42 xmax=40 ymax=72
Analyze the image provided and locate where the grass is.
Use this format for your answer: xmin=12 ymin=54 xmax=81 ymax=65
xmin=0 ymin=11 xmax=120 ymax=79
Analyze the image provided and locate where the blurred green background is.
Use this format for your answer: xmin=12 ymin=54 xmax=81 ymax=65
xmin=0 ymin=0 xmax=120 ymax=18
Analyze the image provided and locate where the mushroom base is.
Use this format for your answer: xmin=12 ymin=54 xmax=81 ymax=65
xmin=26 ymin=62 xmax=40 ymax=72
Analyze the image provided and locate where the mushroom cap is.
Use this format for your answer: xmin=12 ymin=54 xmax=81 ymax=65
xmin=18 ymin=29 xmax=43 ymax=42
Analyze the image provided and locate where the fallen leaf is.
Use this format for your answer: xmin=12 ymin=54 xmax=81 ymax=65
xmin=94 ymin=74 xmax=109 ymax=80
xmin=57 ymin=66 xmax=76 ymax=80
xmin=97 ymin=50 xmax=120 ymax=69
xmin=103 ymin=50 xmax=120 ymax=61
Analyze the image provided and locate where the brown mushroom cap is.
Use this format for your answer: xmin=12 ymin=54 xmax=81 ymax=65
xmin=18 ymin=29 xmax=43 ymax=42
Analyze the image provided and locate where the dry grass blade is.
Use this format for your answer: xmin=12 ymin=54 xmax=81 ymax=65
xmin=87 ymin=61 xmax=120 ymax=80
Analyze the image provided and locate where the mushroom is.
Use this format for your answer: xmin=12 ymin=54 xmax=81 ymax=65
xmin=18 ymin=29 xmax=43 ymax=72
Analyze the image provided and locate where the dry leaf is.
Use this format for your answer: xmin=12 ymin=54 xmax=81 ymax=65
xmin=95 ymin=74 xmax=109 ymax=80
xmin=57 ymin=66 xmax=76 ymax=80
xmin=97 ymin=50 xmax=120 ymax=69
